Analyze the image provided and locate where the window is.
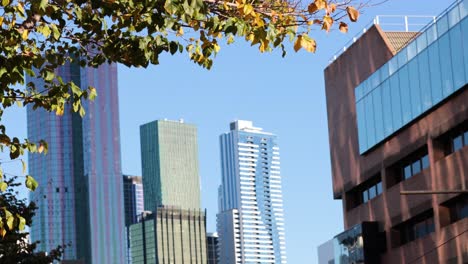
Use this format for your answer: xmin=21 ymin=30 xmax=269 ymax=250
xmin=443 ymin=195 xmax=468 ymax=224
xmin=394 ymin=210 xmax=435 ymax=246
xmin=387 ymin=147 xmax=430 ymax=187
xmin=451 ymin=128 xmax=468 ymax=152
xmin=347 ymin=174 xmax=382 ymax=210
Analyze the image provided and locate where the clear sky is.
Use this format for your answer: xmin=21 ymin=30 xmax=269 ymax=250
xmin=3 ymin=0 xmax=450 ymax=263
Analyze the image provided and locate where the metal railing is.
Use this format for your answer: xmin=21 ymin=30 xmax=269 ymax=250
xmin=328 ymin=0 xmax=465 ymax=64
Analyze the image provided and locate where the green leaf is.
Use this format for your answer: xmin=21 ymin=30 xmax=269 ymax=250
xmin=16 ymin=214 xmax=25 ymax=230
xmin=70 ymin=82 xmax=82 ymax=96
xmin=39 ymin=0 xmax=48 ymax=11
xmin=25 ymin=175 xmax=38 ymax=191
xmin=79 ymin=106 xmax=85 ymax=117
xmin=2 ymin=0 xmax=10 ymax=6
xmin=0 ymin=181 xmax=7 ymax=192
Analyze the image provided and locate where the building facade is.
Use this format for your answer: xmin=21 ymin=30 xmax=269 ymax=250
xmin=140 ymin=119 xmax=201 ymax=211
xmin=27 ymin=62 xmax=126 ymax=263
xmin=129 ymin=208 xmax=207 ymax=264
xmin=324 ymin=1 xmax=468 ymax=263
xmin=217 ymin=120 xmax=287 ymax=264
xmin=123 ymin=175 xmax=145 ymax=226
xmin=207 ymin=232 xmax=219 ymax=264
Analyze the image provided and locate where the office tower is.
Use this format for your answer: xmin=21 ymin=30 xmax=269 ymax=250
xmin=207 ymin=232 xmax=219 ymax=264
xmin=217 ymin=120 xmax=287 ymax=264
xmin=130 ymin=119 xmax=206 ymax=263
xmin=140 ymin=119 xmax=201 ymax=210
xmin=324 ymin=1 xmax=468 ymax=263
xmin=129 ymin=207 xmax=207 ymax=264
xmin=123 ymin=175 xmax=145 ymax=226
xmin=27 ymin=62 xmax=126 ymax=263
xmin=317 ymin=240 xmax=334 ymax=264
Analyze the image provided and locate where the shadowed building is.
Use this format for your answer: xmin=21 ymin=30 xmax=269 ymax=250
xmin=324 ymin=1 xmax=468 ymax=263
xmin=129 ymin=208 xmax=207 ymax=264
xmin=123 ymin=175 xmax=144 ymax=226
xmin=207 ymin=232 xmax=219 ymax=264
xmin=27 ymin=62 xmax=126 ymax=263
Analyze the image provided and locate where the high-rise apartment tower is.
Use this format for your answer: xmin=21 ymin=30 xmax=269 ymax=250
xmin=217 ymin=120 xmax=287 ymax=264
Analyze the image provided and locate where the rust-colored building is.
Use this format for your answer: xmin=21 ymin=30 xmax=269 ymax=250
xmin=324 ymin=1 xmax=468 ymax=263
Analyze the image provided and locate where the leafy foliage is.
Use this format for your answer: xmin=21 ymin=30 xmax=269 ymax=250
xmin=0 ymin=176 xmax=65 ymax=263
xmin=0 ymin=0 xmax=365 ymax=235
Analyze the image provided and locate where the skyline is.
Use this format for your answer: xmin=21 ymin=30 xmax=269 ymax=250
xmin=2 ymin=0 xmax=451 ymax=263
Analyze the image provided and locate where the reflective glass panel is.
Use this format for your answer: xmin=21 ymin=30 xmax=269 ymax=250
xmin=464 ymin=131 xmax=468 ymax=146
xmin=437 ymin=14 xmax=449 ymax=36
xmin=412 ymin=160 xmax=421 ymax=175
xmin=376 ymin=182 xmax=382 ymax=195
xmin=408 ymin=59 xmax=422 ymax=118
xmin=389 ymin=56 xmax=398 ymax=75
xmin=381 ymin=80 xmax=393 ymax=137
xmin=390 ymin=74 xmax=403 ymax=129
xmin=416 ymin=31 xmax=428 ymax=53
xmin=373 ymin=88 xmax=384 ymax=142
xmin=448 ymin=4 xmax=461 ymax=27
xmin=422 ymin=155 xmax=430 ymax=169
xmin=368 ymin=186 xmax=376 ymax=200
xmin=438 ymin=34 xmax=454 ymax=97
xmin=453 ymin=135 xmax=463 ymax=152
xmin=449 ymin=24 xmax=466 ymax=89
xmin=404 ymin=165 xmax=412 ymax=179
xmin=397 ymin=49 xmax=408 ymax=68
xmin=428 ymin=42 xmax=443 ymax=104
xmin=399 ymin=65 xmax=412 ymax=124
xmin=407 ymin=41 xmax=417 ymax=61
xmin=462 ymin=18 xmax=468 ymax=81
xmin=362 ymin=191 xmax=368 ymax=203
xmin=426 ymin=23 xmax=438 ymax=45
xmin=357 ymin=101 xmax=368 ymax=153
xmin=364 ymin=95 xmax=376 ymax=147
xmin=380 ymin=63 xmax=389 ymax=81
xmin=418 ymin=50 xmax=433 ymax=111
xmin=461 ymin=0 xmax=468 ymax=18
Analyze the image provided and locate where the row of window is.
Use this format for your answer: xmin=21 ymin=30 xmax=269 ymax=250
xmin=355 ymin=7 xmax=468 ymax=153
xmin=452 ymin=128 xmax=468 ymax=152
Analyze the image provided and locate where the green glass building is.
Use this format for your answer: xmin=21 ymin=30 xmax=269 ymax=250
xmin=129 ymin=208 xmax=207 ymax=264
xmin=140 ymin=119 xmax=201 ymax=210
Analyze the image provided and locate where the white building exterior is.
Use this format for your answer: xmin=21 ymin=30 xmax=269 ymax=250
xmin=217 ymin=120 xmax=287 ymax=264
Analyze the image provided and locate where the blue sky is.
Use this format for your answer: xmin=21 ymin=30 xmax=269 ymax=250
xmin=3 ymin=0 xmax=450 ymax=263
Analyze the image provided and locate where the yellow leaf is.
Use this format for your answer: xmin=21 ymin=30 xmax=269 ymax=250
xmin=0 ymin=181 xmax=7 ymax=192
xmin=176 ymin=27 xmax=184 ymax=36
xmin=243 ymin=4 xmax=254 ymax=16
xmin=16 ymin=214 xmax=25 ymax=231
xmin=0 ymin=16 xmax=4 ymax=26
xmin=347 ymin=6 xmax=359 ymax=22
xmin=329 ymin=3 xmax=336 ymax=13
xmin=293 ymin=35 xmax=302 ymax=52
xmin=227 ymin=35 xmax=234 ymax=44
xmin=339 ymin=22 xmax=348 ymax=33
xmin=300 ymin=35 xmax=316 ymax=53
xmin=314 ymin=0 xmax=327 ymax=10
xmin=322 ymin=15 xmax=333 ymax=32
xmin=213 ymin=43 xmax=220 ymax=52
xmin=259 ymin=39 xmax=269 ymax=53
xmin=17 ymin=3 xmax=25 ymax=15
xmin=38 ymin=144 xmax=44 ymax=154
xmin=21 ymin=29 xmax=28 ymax=40
xmin=0 ymin=228 xmax=5 ymax=238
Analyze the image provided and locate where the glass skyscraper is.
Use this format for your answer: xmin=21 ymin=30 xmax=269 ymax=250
xmin=123 ymin=175 xmax=144 ymax=226
xmin=217 ymin=120 xmax=287 ymax=264
xmin=27 ymin=62 xmax=126 ymax=263
xmin=140 ymin=119 xmax=201 ymax=211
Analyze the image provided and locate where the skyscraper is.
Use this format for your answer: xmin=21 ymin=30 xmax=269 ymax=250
xmin=123 ymin=175 xmax=144 ymax=226
xmin=130 ymin=119 xmax=206 ymax=263
xmin=207 ymin=232 xmax=219 ymax=264
xmin=27 ymin=62 xmax=126 ymax=263
xmin=217 ymin=120 xmax=287 ymax=264
xmin=140 ymin=119 xmax=201 ymax=210
xmin=323 ymin=1 xmax=468 ymax=262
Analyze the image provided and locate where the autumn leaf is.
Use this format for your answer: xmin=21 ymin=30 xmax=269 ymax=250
xmin=339 ymin=22 xmax=348 ymax=33
xmin=347 ymin=6 xmax=360 ymax=22
xmin=322 ymin=15 xmax=333 ymax=32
